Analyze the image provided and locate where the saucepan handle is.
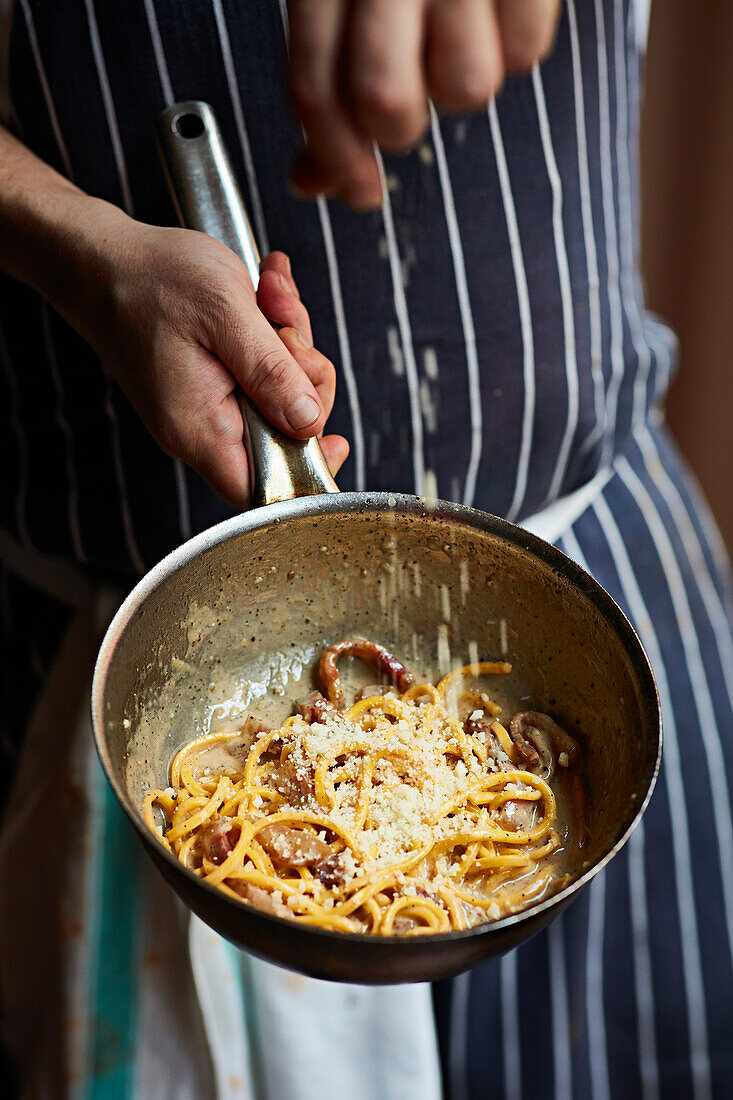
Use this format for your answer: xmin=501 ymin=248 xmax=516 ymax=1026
xmin=154 ymin=100 xmax=339 ymax=507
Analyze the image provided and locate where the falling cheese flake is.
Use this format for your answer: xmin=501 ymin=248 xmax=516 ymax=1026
xmin=424 ymin=470 xmax=438 ymax=505
xmin=387 ymin=326 xmax=404 ymax=377
xmin=419 ymin=379 xmax=437 ymax=433
xmin=441 ymin=584 xmax=452 ymax=623
xmin=437 ymin=623 xmax=453 ymax=677
xmin=459 ymin=560 xmax=470 ymax=604
xmin=423 ymin=347 xmax=439 ymax=380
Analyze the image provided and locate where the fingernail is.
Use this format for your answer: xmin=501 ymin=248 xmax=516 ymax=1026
xmin=286 ymin=393 xmax=320 ymax=430
xmin=278 ymin=272 xmax=293 ymax=295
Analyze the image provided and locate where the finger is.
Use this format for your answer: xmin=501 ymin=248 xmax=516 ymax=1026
xmin=172 ymin=385 xmax=252 ymax=511
xmin=257 ymin=268 xmax=314 ymax=347
xmin=320 ymin=433 xmax=350 ymax=478
xmin=260 ymin=251 xmax=299 ymax=299
xmin=293 ymin=146 xmax=381 ymax=211
xmin=278 ymin=326 xmax=337 ymax=419
xmin=426 ymin=0 xmax=504 ymax=111
xmin=208 ymin=305 xmax=328 ymax=438
xmin=347 ymin=0 xmax=429 ymax=152
xmin=494 ymin=0 xmax=561 ymax=74
xmin=289 ymin=0 xmax=382 ymax=208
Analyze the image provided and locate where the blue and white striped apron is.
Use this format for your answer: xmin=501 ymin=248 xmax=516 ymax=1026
xmin=1 ymin=2 xmax=731 ymax=1097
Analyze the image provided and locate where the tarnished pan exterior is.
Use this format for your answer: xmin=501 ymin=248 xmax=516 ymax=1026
xmin=92 ymin=491 xmax=661 ymax=984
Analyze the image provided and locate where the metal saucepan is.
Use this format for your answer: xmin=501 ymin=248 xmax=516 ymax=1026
xmin=91 ymin=101 xmax=661 ymax=984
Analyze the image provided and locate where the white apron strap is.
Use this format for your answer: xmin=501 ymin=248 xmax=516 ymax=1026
xmin=238 ymin=956 xmax=442 ymax=1100
xmin=521 ymin=465 xmax=612 ymax=544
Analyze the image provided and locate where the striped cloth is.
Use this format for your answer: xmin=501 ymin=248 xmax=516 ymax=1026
xmin=0 ymin=2 xmax=731 ymax=1098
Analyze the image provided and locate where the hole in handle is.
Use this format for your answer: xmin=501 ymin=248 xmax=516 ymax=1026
xmin=172 ymin=112 xmax=205 ymax=139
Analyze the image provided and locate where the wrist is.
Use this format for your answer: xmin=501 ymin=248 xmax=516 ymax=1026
xmin=40 ymin=192 xmax=137 ymax=340
xmin=0 ymin=129 xmax=135 ymax=336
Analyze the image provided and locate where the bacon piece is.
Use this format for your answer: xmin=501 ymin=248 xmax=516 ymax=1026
xmin=258 ymin=824 xmax=331 ymax=868
xmin=509 ymin=712 xmax=580 ymax=768
xmin=497 ymin=799 xmax=536 ymax=833
xmin=314 ymin=852 xmax=349 ymax=888
xmin=466 ymin=715 xmax=502 ymax=759
xmin=273 ymin=757 xmax=316 ymax=807
xmin=216 ymin=716 xmax=272 ymax=769
xmin=298 ymin=690 xmax=341 ymax=724
xmin=522 ymin=728 xmax=554 ymax=777
xmin=319 ymin=640 xmax=415 ymax=710
xmin=391 ymin=915 xmax=418 ymax=935
xmin=506 ymin=720 xmax=541 ymax=767
xmin=233 ymin=882 xmax=290 ymax=918
xmin=241 ymin=715 xmax=272 ymax=739
xmin=201 ymin=818 xmax=236 ymax=865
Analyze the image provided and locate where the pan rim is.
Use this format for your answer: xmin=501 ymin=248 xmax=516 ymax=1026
xmin=91 ymin=491 xmax=662 ymax=951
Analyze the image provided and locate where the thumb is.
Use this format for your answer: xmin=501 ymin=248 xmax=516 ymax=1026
xmin=210 ymin=304 xmax=329 ymax=439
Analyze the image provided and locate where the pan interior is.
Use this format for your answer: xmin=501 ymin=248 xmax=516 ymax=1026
xmin=100 ymin=497 xmax=658 ymax=892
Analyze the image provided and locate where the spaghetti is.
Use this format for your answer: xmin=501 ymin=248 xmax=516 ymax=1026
xmin=143 ymin=642 xmax=581 ymax=936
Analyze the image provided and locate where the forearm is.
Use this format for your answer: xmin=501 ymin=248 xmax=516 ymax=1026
xmin=0 ymin=125 xmax=130 ymax=329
